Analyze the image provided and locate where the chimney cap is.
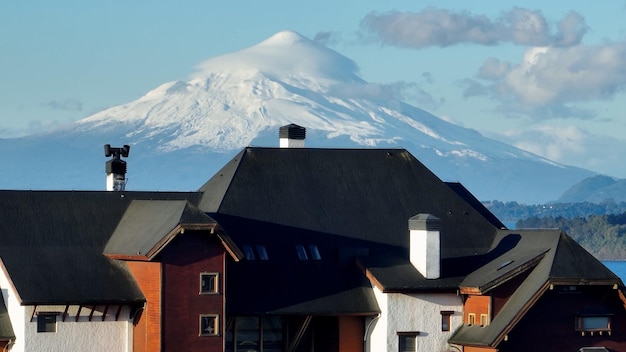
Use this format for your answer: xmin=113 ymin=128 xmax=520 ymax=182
xmin=409 ymin=213 xmax=441 ymax=231
xmin=279 ymin=124 xmax=306 ymax=140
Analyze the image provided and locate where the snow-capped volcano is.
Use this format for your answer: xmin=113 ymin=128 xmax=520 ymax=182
xmin=0 ymin=31 xmax=594 ymax=203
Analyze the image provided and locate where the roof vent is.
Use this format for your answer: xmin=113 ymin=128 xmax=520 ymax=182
xmin=279 ymin=124 xmax=306 ymax=148
xmin=104 ymin=144 xmax=130 ymax=191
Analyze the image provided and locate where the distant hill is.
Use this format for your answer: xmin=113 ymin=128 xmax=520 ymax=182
xmin=558 ymin=175 xmax=626 ymax=203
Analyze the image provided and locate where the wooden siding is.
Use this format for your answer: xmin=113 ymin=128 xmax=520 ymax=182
xmin=160 ymin=231 xmax=225 ymax=352
xmin=498 ymin=285 xmax=626 ymax=352
xmin=338 ymin=316 xmax=364 ymax=352
xmin=127 ymin=261 xmax=162 ymax=352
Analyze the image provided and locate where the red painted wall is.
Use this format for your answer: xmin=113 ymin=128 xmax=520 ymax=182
xmin=160 ymin=231 xmax=226 ymax=352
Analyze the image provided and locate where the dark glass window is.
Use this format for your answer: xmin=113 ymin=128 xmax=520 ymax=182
xmin=37 ymin=313 xmax=57 ymax=333
xmin=200 ymin=272 xmax=219 ymax=294
xmin=199 ymin=314 xmax=219 ymax=336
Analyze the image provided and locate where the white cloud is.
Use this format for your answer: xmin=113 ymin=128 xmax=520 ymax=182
xmin=463 ymin=42 xmax=626 ymax=119
xmin=360 ymin=7 xmax=586 ymax=48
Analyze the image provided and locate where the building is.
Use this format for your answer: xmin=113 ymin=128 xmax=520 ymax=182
xmin=0 ymin=124 xmax=624 ymax=351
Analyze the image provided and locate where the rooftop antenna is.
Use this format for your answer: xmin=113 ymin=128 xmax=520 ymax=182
xmin=104 ymin=144 xmax=130 ymax=191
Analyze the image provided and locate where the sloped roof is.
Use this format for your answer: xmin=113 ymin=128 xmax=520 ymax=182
xmin=0 ymin=190 xmax=201 ymax=305
xmin=198 ymin=147 xmax=508 ymax=312
xmin=198 ymin=148 xmax=501 ymax=259
xmin=104 ymin=200 xmax=217 ymax=260
xmin=211 ymin=214 xmax=380 ymax=316
xmin=449 ymin=229 xmax=623 ymax=347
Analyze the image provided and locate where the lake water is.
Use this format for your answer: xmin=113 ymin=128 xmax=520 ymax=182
xmin=603 ymin=261 xmax=626 ymax=281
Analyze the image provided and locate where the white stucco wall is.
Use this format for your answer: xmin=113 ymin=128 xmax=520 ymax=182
xmin=368 ymin=286 xmax=463 ymax=352
xmin=22 ymin=305 xmax=133 ymax=352
xmin=0 ymin=265 xmax=133 ymax=352
xmin=0 ymin=265 xmax=24 ymax=352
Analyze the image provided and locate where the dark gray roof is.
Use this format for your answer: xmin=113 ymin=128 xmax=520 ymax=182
xmin=198 ymin=147 xmax=507 ymax=312
xmin=199 ymin=148 xmax=501 ymax=258
xmin=105 ymin=200 xmax=217 ymax=259
xmin=450 ymin=229 xmax=623 ymax=347
xmin=0 ymin=190 xmax=201 ymax=305
xmin=212 ymin=214 xmax=380 ymax=316
xmin=0 ymin=290 xmax=14 ymax=340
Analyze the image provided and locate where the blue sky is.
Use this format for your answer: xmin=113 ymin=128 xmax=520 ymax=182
xmin=2 ymin=1 xmax=626 ymax=178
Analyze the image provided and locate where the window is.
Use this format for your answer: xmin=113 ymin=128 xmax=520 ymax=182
xmin=468 ymin=313 xmax=476 ymax=325
xmin=296 ymin=245 xmax=308 ymax=260
xmin=242 ymin=245 xmax=269 ymax=261
xmin=226 ymin=316 xmax=284 ymax=352
xmin=576 ymin=306 xmax=613 ymax=336
xmin=242 ymin=246 xmax=256 ymax=260
xmin=480 ymin=314 xmax=489 ymax=326
xmin=441 ymin=311 xmax=453 ymax=331
xmin=256 ymin=245 xmax=269 ymax=260
xmin=37 ymin=313 xmax=57 ymax=333
xmin=295 ymin=245 xmax=321 ymax=260
xmin=200 ymin=314 xmax=219 ymax=336
xmin=576 ymin=316 xmax=611 ymax=335
xmin=397 ymin=332 xmax=419 ymax=352
xmin=200 ymin=272 xmax=219 ymax=294
xmin=308 ymin=245 xmax=321 ymax=260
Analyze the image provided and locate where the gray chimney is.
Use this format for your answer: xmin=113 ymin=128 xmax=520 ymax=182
xmin=104 ymin=144 xmax=130 ymax=191
xmin=409 ymin=213 xmax=441 ymax=279
xmin=279 ymin=124 xmax=306 ymax=148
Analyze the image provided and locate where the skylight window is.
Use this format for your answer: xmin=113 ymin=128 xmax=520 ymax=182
xmin=296 ymin=245 xmax=308 ymax=260
xmin=295 ymin=245 xmax=321 ymax=260
xmin=308 ymin=245 xmax=321 ymax=260
xmin=497 ymin=260 xmax=513 ymax=270
xmin=256 ymin=245 xmax=269 ymax=260
xmin=242 ymin=245 xmax=269 ymax=261
xmin=242 ymin=246 xmax=256 ymax=261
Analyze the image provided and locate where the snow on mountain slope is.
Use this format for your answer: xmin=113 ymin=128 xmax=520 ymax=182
xmin=1 ymin=31 xmax=595 ymax=202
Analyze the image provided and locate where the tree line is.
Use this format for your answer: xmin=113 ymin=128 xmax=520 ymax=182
xmin=483 ymin=200 xmax=626 ymax=260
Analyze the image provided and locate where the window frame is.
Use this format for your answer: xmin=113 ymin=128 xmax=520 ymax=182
xmin=440 ymin=311 xmax=453 ymax=332
xmin=467 ymin=313 xmax=476 ymax=325
xmin=199 ymin=314 xmax=219 ymax=336
xmin=480 ymin=313 xmax=489 ymax=326
xmin=199 ymin=272 xmax=220 ymax=295
xmin=37 ymin=312 xmax=58 ymax=333
xmin=397 ymin=331 xmax=420 ymax=352
xmin=576 ymin=315 xmax=612 ymax=335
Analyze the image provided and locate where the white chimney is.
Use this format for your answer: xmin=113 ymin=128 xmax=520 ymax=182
xmin=104 ymin=144 xmax=130 ymax=191
xmin=279 ymin=124 xmax=306 ymax=148
xmin=409 ymin=213 xmax=441 ymax=279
